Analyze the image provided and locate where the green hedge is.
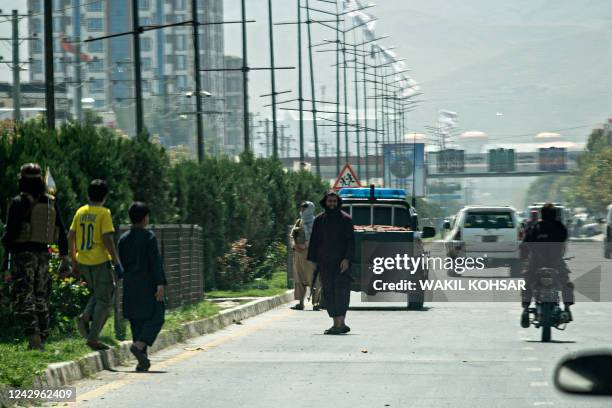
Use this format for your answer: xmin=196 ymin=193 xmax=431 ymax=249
xmin=0 ymin=118 xmax=327 ymax=293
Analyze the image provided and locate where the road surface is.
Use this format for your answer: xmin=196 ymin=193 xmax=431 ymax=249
xmin=59 ymin=243 xmax=611 ymax=408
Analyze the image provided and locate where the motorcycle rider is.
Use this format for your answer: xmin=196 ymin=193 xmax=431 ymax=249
xmin=520 ymin=203 xmax=574 ymax=328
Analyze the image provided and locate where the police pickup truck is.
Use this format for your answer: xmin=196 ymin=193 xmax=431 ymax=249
xmin=338 ymin=186 xmax=436 ymax=309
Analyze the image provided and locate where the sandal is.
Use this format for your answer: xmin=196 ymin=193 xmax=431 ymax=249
xmin=323 ymin=326 xmax=344 ymax=335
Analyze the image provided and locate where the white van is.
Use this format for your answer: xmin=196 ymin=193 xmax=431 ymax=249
xmin=444 ymin=206 xmax=522 ymax=276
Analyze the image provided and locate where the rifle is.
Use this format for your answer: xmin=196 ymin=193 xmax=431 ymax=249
xmin=307 ymin=266 xmax=320 ymax=304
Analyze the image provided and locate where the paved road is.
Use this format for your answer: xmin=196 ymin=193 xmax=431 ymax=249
xmin=62 ymin=243 xmax=611 ymax=408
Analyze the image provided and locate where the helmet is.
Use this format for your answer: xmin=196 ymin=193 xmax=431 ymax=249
xmin=19 ymin=163 xmax=43 ymax=180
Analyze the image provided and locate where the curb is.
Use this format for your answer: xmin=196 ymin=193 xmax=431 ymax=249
xmin=569 ymin=237 xmax=604 ymax=243
xmin=36 ymin=290 xmax=294 ymax=388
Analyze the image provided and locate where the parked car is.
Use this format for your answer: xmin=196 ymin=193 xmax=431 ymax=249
xmin=444 ymin=205 xmax=522 ymax=277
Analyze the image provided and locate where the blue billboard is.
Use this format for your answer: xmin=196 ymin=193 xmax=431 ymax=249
xmin=383 ymin=143 xmax=425 ymax=197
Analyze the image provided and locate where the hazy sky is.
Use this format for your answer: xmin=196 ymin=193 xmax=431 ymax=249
xmin=0 ymin=0 xmax=610 ymax=147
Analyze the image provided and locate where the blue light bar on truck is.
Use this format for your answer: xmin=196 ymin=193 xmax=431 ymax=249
xmin=338 ymin=188 xmax=407 ymax=199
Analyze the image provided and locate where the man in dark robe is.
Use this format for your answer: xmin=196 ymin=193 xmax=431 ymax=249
xmin=307 ymin=191 xmax=355 ymax=335
xmin=118 ymin=202 xmax=167 ymax=371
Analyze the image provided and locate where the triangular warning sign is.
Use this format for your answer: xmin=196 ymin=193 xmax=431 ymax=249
xmin=333 ymin=163 xmax=361 ymax=190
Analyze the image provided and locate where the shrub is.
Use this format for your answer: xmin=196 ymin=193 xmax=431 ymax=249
xmin=48 ymin=248 xmax=89 ymax=334
xmin=215 ymin=239 xmax=253 ymax=290
xmin=251 ymin=241 xmax=287 ymax=281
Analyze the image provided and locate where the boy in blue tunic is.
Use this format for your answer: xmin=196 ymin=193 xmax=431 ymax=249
xmin=118 ymin=202 xmax=167 ymax=371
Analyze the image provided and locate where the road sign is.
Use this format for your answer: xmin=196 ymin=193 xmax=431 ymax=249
xmin=436 ymin=149 xmax=465 ymax=173
xmin=488 ymin=148 xmax=516 ymax=172
xmin=538 ymin=147 xmax=567 ymax=171
xmin=333 ymin=163 xmax=361 ymax=190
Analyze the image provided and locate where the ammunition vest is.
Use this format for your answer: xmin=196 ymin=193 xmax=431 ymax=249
xmin=14 ymin=193 xmax=59 ymax=245
xmin=291 ymin=219 xmax=307 ymax=245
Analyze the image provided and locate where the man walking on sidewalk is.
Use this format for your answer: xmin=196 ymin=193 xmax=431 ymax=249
xmin=307 ymin=191 xmax=355 ymax=335
xmin=118 ymin=202 xmax=167 ymax=372
xmin=290 ymin=201 xmax=321 ymax=311
xmin=69 ymin=179 xmax=123 ymax=350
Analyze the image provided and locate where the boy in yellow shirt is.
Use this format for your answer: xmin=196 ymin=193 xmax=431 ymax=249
xmin=68 ymin=179 xmax=123 ymax=350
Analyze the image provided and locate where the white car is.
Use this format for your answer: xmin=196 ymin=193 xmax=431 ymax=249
xmin=444 ymin=206 xmax=522 ymax=277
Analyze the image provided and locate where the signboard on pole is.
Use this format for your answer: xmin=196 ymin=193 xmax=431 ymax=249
xmin=333 ymin=163 xmax=361 ymax=190
xmin=383 ymin=143 xmax=425 ymax=196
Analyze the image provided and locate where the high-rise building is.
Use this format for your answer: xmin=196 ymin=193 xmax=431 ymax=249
xmin=27 ymin=0 xmax=225 ymax=152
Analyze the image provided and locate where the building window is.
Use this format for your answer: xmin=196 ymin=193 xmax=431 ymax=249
xmin=53 ymin=16 xmax=70 ymax=32
xmin=88 ymin=41 xmax=104 ymax=53
xmin=88 ymin=59 xmax=104 ymax=73
xmin=86 ymin=0 xmax=104 ymax=12
xmin=31 ymin=39 xmax=42 ymax=53
xmin=175 ymin=35 xmax=186 ymax=51
xmin=175 ymin=75 xmax=187 ymax=90
xmin=141 ymin=37 xmax=152 ymax=51
xmin=142 ymin=80 xmax=151 ymax=92
xmin=139 ymin=0 xmax=150 ymax=10
xmin=175 ymin=55 xmax=186 ymax=70
xmin=53 ymin=38 xmax=63 ymax=52
xmin=32 ymin=0 xmax=42 ymax=11
xmin=139 ymin=17 xmax=152 ymax=27
xmin=87 ymin=18 xmax=104 ymax=32
xmin=141 ymin=57 xmax=152 ymax=71
xmin=93 ymin=99 xmax=105 ymax=109
xmin=32 ymin=61 xmax=43 ymax=74
xmin=31 ymin=19 xmax=42 ymax=34
xmin=174 ymin=0 xmax=186 ymax=10
xmin=89 ymin=79 xmax=105 ymax=93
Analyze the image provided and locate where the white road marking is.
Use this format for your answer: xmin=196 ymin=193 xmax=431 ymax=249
xmin=533 ymin=402 xmax=554 ymax=406
xmin=526 ymin=367 xmax=543 ymax=372
xmin=530 ymin=381 xmax=549 ymax=387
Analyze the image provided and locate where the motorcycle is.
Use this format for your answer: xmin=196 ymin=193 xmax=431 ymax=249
xmin=525 ymin=258 xmax=573 ymax=342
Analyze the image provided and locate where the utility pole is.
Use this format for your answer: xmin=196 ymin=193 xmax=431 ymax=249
xmin=342 ymin=30 xmax=349 ymax=163
xmin=72 ymin=0 xmax=83 ymax=122
xmin=43 ymin=0 xmax=55 ymax=129
xmin=335 ymin=1 xmax=341 ymax=175
xmin=131 ymin=0 xmax=144 ymax=135
xmin=241 ymin=0 xmax=251 ymax=152
xmin=0 ymin=10 xmax=34 ymax=123
xmin=352 ymin=43 xmax=361 ymax=179
xmin=11 ymin=10 xmax=20 ymax=122
xmin=362 ymin=49 xmax=369 ymax=181
xmin=305 ymin=0 xmax=320 ymax=176
xmin=263 ymin=118 xmax=271 ymax=157
xmin=267 ymin=0 xmax=278 ymax=158
xmin=192 ymin=0 xmax=205 ymax=161
xmin=297 ymin=0 xmax=305 ymax=165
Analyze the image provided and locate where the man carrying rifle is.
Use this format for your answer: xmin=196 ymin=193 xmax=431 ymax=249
xmin=290 ymin=201 xmax=321 ymax=311
xmin=1 ymin=164 xmax=69 ymax=349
